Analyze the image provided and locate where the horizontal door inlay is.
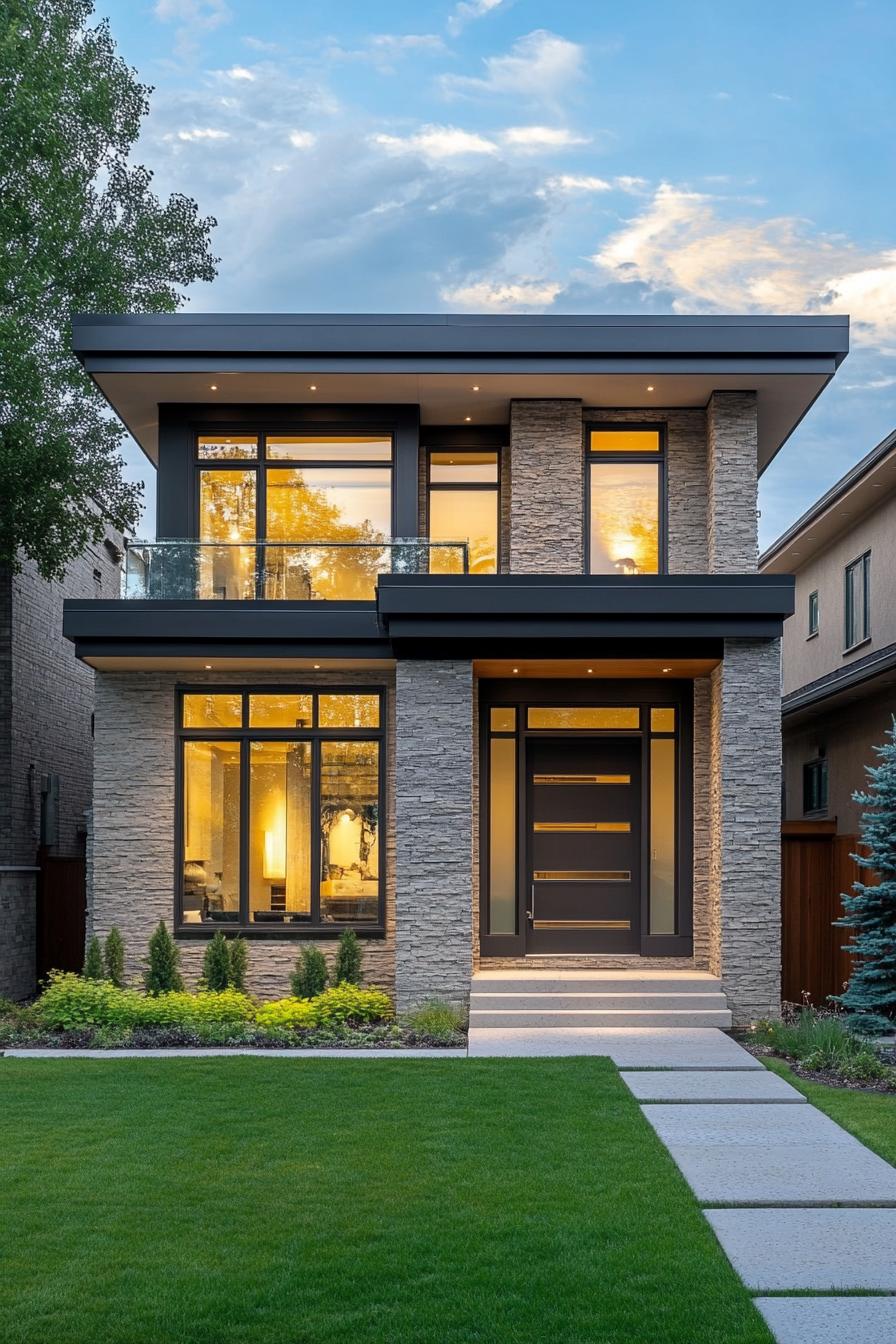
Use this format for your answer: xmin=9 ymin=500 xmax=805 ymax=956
xmin=533 ymin=773 xmax=631 ymax=786
xmin=533 ymin=870 xmax=631 ymax=882
xmin=533 ymin=919 xmax=631 ymax=930
xmin=533 ymin=821 xmax=631 ymax=833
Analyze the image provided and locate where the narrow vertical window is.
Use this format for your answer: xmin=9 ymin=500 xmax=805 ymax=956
xmin=249 ymin=741 xmax=312 ymax=923
xmin=844 ymin=552 xmax=871 ymax=649
xmin=428 ymin=450 xmax=499 ymax=574
xmin=802 ymin=758 xmax=828 ymax=815
xmin=488 ymin=706 xmax=516 ymax=935
xmin=808 ymin=590 xmax=819 ymax=637
xmin=198 ymin=469 xmax=257 ymax=598
xmin=182 ymin=741 xmax=242 ymax=924
xmin=587 ymin=428 xmax=664 ymax=575
xmin=649 ymin=736 xmax=676 ymax=935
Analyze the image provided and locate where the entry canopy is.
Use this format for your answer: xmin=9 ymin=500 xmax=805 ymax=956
xmin=71 ymin=312 xmax=849 ymax=473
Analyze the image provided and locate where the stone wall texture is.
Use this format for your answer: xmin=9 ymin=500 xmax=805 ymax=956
xmin=709 ymin=638 xmax=782 ymax=1023
xmin=707 ymin=391 xmax=759 ymax=573
xmin=509 ymin=400 xmax=583 ymax=572
xmin=0 ymin=870 xmax=37 ymax=1000
xmin=90 ymin=669 xmax=396 ymax=999
xmin=394 ymin=660 xmax=473 ymax=1008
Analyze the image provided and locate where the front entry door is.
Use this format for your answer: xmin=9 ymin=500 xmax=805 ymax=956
xmin=526 ymin=737 xmax=641 ymax=954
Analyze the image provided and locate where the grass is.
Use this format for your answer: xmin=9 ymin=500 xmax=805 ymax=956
xmin=764 ymin=1057 xmax=896 ymax=1167
xmin=0 ymin=1058 xmax=772 ymax=1344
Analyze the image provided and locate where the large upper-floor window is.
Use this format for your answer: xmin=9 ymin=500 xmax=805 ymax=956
xmin=196 ymin=434 xmax=393 ymax=600
xmin=844 ymin=551 xmax=871 ymax=651
xmin=586 ymin=427 xmax=664 ymax=575
xmin=427 ymin=449 xmax=499 ymax=574
xmin=178 ymin=687 xmax=384 ymax=933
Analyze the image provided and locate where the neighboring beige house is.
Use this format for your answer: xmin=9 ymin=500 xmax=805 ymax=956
xmin=64 ymin=311 xmax=850 ymax=1028
xmin=761 ymin=427 xmax=896 ymax=834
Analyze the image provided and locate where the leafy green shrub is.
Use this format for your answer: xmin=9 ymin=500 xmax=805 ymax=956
xmin=83 ymin=936 xmax=105 ymax=981
xmin=256 ymin=998 xmax=319 ymax=1030
xmin=314 ymin=984 xmax=392 ymax=1025
xmin=127 ymin=989 xmax=256 ymax=1028
xmin=332 ymin=929 xmax=362 ymax=985
xmin=37 ymin=973 xmax=140 ymax=1029
xmin=104 ymin=928 xmax=125 ymax=987
xmin=145 ymin=921 xmax=183 ymax=995
xmin=403 ymin=999 xmax=466 ymax=1044
xmin=202 ymin=931 xmax=231 ymax=991
xmin=829 ymin=1049 xmax=892 ymax=1083
xmin=291 ymin=945 xmax=328 ymax=999
xmin=229 ymin=937 xmax=248 ymax=991
xmin=753 ymin=1008 xmax=857 ymax=1064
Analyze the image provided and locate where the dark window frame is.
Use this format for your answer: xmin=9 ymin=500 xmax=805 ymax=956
xmin=584 ymin=422 xmax=668 ymax=576
xmin=844 ymin=551 xmax=871 ymax=652
xmin=174 ymin=685 xmax=387 ymax=938
xmin=802 ymin=757 xmax=829 ymax=816
xmin=808 ymin=589 xmax=819 ymax=638
xmin=425 ymin=445 xmax=502 ymax=573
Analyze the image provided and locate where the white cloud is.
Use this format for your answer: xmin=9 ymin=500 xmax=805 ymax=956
xmin=164 ymin=126 xmax=231 ymax=141
xmin=153 ymin=0 xmax=231 ymax=57
xmin=591 ymin=183 xmax=896 ymax=345
xmin=440 ymin=278 xmax=562 ymax=310
xmin=441 ymin=30 xmax=584 ymax=103
xmin=288 ymin=130 xmax=316 ymax=149
xmin=614 ymin=175 xmax=649 ymax=194
xmin=369 ymin=34 xmax=446 ymax=54
xmin=844 ymin=375 xmax=896 ymax=391
xmin=447 ymin=0 xmax=507 ymax=36
xmin=372 ymin=125 xmax=498 ymax=160
xmin=501 ymin=125 xmax=589 ymax=150
xmin=226 ymin=66 xmax=255 ymax=81
xmin=537 ymin=173 xmax=613 ymax=197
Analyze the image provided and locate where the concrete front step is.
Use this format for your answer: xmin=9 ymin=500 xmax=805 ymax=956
xmin=471 ymin=973 xmax=724 ymax=996
xmin=470 ymin=991 xmax=729 ymax=1012
xmin=468 ymin=1008 xmax=734 ymax=1029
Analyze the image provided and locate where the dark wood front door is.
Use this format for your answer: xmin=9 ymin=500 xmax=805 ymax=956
xmin=526 ymin=737 xmax=641 ymax=954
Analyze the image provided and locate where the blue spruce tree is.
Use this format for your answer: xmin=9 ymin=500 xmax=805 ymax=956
xmin=835 ymin=716 xmax=896 ymax=1034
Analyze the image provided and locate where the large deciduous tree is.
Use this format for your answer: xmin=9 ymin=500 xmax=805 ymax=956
xmin=0 ymin=0 xmax=217 ymax=579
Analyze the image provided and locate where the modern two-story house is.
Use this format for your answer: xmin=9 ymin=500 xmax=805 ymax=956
xmin=63 ymin=313 xmax=848 ymax=1026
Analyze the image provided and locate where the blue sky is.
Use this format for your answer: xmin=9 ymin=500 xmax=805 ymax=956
xmin=98 ymin=0 xmax=896 ymax=546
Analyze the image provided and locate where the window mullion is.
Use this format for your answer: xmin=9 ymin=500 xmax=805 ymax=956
xmin=311 ymin=737 xmax=322 ymax=925
xmin=239 ymin=733 xmax=250 ymax=928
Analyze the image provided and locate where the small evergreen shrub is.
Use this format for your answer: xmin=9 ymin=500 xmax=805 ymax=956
xmin=83 ymin=936 xmax=105 ymax=981
xmin=202 ymin=931 xmax=231 ymax=991
xmin=228 ymin=937 xmax=248 ymax=991
xmin=402 ymin=999 xmax=466 ymax=1044
xmin=104 ymin=928 xmax=125 ymax=987
xmin=145 ymin=921 xmax=184 ymax=995
xmin=291 ymin=945 xmax=328 ymax=999
xmin=332 ymin=929 xmax=362 ymax=985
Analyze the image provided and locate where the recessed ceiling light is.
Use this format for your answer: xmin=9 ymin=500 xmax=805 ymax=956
xmin=210 ymin=384 xmax=218 ymax=391
xmin=204 ymin=664 xmax=212 ymax=670
xmin=647 ymin=385 xmax=655 ymax=392
xmin=587 ymin=667 xmax=594 ymax=674
xmin=313 ymin=663 xmax=321 ymax=669
xmin=512 ymin=667 xmax=519 ymax=674
xmin=472 ymin=385 xmax=480 ymax=391
xmin=662 ymin=666 xmax=672 ymax=673
xmin=464 ymin=415 xmax=471 ymax=422
xmin=310 ymin=384 xmax=317 ymax=391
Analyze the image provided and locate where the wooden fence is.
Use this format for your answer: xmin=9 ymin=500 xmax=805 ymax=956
xmin=780 ymin=821 xmax=861 ymax=1006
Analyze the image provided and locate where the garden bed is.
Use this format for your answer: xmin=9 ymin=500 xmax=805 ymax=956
xmin=741 ymin=1003 xmax=896 ymax=1093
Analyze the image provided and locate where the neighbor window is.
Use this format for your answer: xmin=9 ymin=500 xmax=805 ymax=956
xmin=844 ymin=552 xmax=871 ymax=650
xmin=196 ymin=435 xmax=393 ymax=600
xmin=178 ymin=688 xmax=384 ymax=931
xmin=803 ymin=758 xmax=828 ymax=815
xmin=427 ymin=450 xmax=499 ymax=574
xmin=587 ymin=427 xmax=663 ymax=575
xmin=808 ymin=590 xmax=819 ymax=637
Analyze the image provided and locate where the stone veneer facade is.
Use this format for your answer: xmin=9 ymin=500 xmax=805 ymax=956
xmin=86 ymin=392 xmax=781 ymax=1025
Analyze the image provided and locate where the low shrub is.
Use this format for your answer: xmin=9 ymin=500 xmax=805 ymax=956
xmin=83 ymin=936 xmax=105 ymax=981
xmin=291 ymin=945 xmax=328 ymax=999
xmin=36 ymin=974 xmax=256 ymax=1031
xmin=127 ymin=989 xmax=256 ymax=1028
xmin=314 ymin=984 xmax=393 ymax=1025
xmin=402 ymin=999 xmax=466 ymax=1045
xmin=752 ymin=1004 xmax=895 ymax=1086
xmin=256 ymin=998 xmax=319 ymax=1030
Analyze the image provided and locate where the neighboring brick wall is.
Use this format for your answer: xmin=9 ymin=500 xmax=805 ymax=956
xmin=90 ymin=669 xmax=396 ymax=999
xmin=709 ymin=638 xmax=782 ymax=1023
xmin=0 ymin=870 xmax=37 ymax=1000
xmin=581 ymin=407 xmax=708 ymax=573
xmin=509 ymin=400 xmax=583 ymax=573
xmin=394 ymin=660 xmax=473 ymax=1008
xmin=707 ymin=391 xmax=759 ymax=573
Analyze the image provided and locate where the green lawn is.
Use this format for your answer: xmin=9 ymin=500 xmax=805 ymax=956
xmin=0 ymin=1058 xmax=771 ymax=1344
xmin=764 ymin=1057 xmax=896 ymax=1166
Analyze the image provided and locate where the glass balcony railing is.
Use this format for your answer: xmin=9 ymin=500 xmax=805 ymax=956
xmin=122 ymin=539 xmax=469 ymax=601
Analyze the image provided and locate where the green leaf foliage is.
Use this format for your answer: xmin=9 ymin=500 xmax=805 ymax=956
xmin=0 ymin=0 xmax=217 ymax=579
xmin=144 ymin=921 xmax=183 ymax=995
xmin=82 ymin=935 xmax=104 ymax=981
xmin=103 ymin=927 xmax=125 ymax=987
xmin=835 ymin=716 xmax=896 ymax=1025
xmin=332 ymin=928 xmax=363 ymax=986
xmin=291 ymin=945 xmax=328 ymax=999
xmin=228 ymin=937 xmax=248 ymax=992
xmin=201 ymin=931 xmax=231 ymax=992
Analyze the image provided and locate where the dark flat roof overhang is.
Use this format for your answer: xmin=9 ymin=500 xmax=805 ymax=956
xmin=70 ymin=312 xmax=848 ymax=473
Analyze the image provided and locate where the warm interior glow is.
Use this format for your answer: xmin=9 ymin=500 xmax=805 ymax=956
xmin=263 ymin=816 xmax=287 ymax=881
xmin=589 ymin=461 xmax=660 ymax=575
xmin=589 ymin=429 xmax=661 ymax=454
xmin=429 ymin=488 xmax=498 ymax=574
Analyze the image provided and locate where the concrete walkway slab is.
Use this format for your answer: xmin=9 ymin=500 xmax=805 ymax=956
xmin=754 ymin=1297 xmax=896 ymax=1344
xmin=642 ymin=1102 xmax=856 ymax=1146
xmin=655 ymin=1140 xmax=896 ymax=1205
xmin=621 ymin=1070 xmax=805 ymax=1103
xmin=467 ymin=1026 xmax=762 ymax=1068
xmin=707 ymin=1208 xmax=896 ymax=1289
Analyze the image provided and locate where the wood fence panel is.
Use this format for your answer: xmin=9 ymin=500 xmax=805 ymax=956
xmin=781 ymin=823 xmax=857 ymax=1006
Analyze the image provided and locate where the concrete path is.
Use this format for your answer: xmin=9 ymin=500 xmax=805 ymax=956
xmin=706 ymin=1208 xmax=896 ymax=1290
xmin=754 ymin=1298 xmax=896 ymax=1344
xmin=620 ymin=1068 xmax=806 ymax=1102
xmin=467 ymin=1024 xmax=762 ymax=1067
